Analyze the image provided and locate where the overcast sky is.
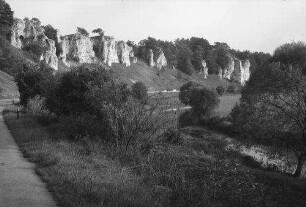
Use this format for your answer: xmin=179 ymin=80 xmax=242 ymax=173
xmin=7 ymin=0 xmax=306 ymax=54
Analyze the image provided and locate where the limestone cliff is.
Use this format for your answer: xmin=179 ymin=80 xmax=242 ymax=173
xmin=37 ymin=35 xmax=58 ymax=70
xmin=116 ymin=41 xmax=133 ymax=67
xmin=199 ymin=60 xmax=208 ymax=79
xmin=148 ymin=49 xmax=155 ymax=67
xmin=155 ymin=49 xmax=167 ymax=69
xmin=10 ymin=18 xmax=58 ymax=70
xmin=59 ymin=33 xmax=96 ymax=67
xmin=231 ymin=58 xmax=250 ymax=85
xmin=147 ymin=48 xmax=167 ymax=69
xmin=223 ymin=55 xmax=235 ymax=80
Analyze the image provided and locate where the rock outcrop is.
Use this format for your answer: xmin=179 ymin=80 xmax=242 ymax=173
xmin=60 ymin=33 xmax=96 ymax=67
xmin=231 ymin=58 xmax=250 ymax=85
xmin=37 ymin=35 xmax=58 ymax=70
xmin=147 ymin=48 xmax=167 ymax=69
xmin=116 ymin=41 xmax=132 ymax=66
xmin=148 ymin=49 xmax=155 ymax=67
xmin=223 ymin=56 xmax=235 ymax=80
xmin=91 ymin=35 xmax=119 ymax=66
xmin=155 ymin=49 xmax=167 ymax=69
xmin=10 ymin=18 xmax=58 ymax=70
xmin=198 ymin=60 xmax=208 ymax=79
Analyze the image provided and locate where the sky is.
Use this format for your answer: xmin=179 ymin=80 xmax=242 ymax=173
xmin=6 ymin=0 xmax=306 ymax=54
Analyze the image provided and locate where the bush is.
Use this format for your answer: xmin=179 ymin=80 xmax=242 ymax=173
xmin=216 ymin=85 xmax=225 ymax=96
xmin=131 ymin=81 xmax=147 ymax=101
xmin=179 ymin=81 xmax=201 ymax=105
xmin=27 ymin=95 xmax=56 ymax=125
xmin=189 ymin=87 xmax=220 ymax=118
xmin=161 ymin=128 xmax=183 ymax=145
xmin=77 ymin=27 xmax=89 ymax=36
xmin=227 ymin=85 xmax=236 ymax=94
xmin=178 ymin=110 xmax=197 ymax=127
xmin=22 ymin=42 xmax=45 ymax=60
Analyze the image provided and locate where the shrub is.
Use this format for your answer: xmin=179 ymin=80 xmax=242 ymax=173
xmin=161 ymin=127 xmax=183 ymax=145
xmin=216 ymin=85 xmax=225 ymax=96
xmin=16 ymin=63 xmax=54 ymax=106
xmin=178 ymin=110 xmax=197 ymax=127
xmin=227 ymin=85 xmax=236 ymax=94
xmin=27 ymin=95 xmax=56 ymax=125
xmin=22 ymin=42 xmax=45 ymax=60
xmin=179 ymin=81 xmax=201 ymax=105
xmin=131 ymin=81 xmax=147 ymax=101
xmin=77 ymin=27 xmax=89 ymax=36
xmin=189 ymin=87 xmax=220 ymax=118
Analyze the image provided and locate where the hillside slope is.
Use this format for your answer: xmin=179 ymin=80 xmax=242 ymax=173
xmin=0 ymin=70 xmax=19 ymax=99
xmin=109 ymin=61 xmax=236 ymax=91
xmin=0 ymin=36 xmax=36 ymax=76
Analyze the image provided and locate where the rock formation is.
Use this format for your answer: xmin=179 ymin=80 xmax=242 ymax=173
xmin=10 ymin=18 xmax=58 ymax=70
xmin=199 ymin=60 xmax=208 ymax=79
xmin=59 ymin=33 xmax=96 ymax=67
xmin=148 ymin=49 xmax=155 ymax=67
xmin=218 ymin=66 xmax=223 ymax=79
xmin=91 ymin=35 xmax=119 ymax=66
xmin=223 ymin=56 xmax=235 ymax=80
xmin=231 ymin=58 xmax=250 ymax=85
xmin=215 ymin=54 xmax=251 ymax=84
xmin=147 ymin=48 xmax=167 ymax=69
xmin=37 ymin=35 xmax=58 ymax=70
xmin=116 ymin=41 xmax=132 ymax=66
xmin=155 ymin=49 xmax=167 ymax=69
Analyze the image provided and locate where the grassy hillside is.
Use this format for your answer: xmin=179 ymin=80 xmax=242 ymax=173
xmin=0 ymin=70 xmax=19 ymax=99
xmin=0 ymin=35 xmax=36 ymax=76
xmin=109 ymin=61 xmax=237 ymax=91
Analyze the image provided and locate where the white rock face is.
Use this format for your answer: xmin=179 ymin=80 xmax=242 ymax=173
xmin=155 ymin=49 xmax=167 ymax=69
xmin=148 ymin=49 xmax=155 ymax=67
xmin=10 ymin=18 xmax=58 ymax=70
xmin=10 ymin=18 xmax=25 ymax=48
xmin=59 ymin=33 xmax=96 ymax=66
xmin=230 ymin=58 xmax=251 ymax=85
xmin=223 ymin=56 xmax=235 ymax=80
xmin=37 ymin=35 xmax=58 ymax=70
xmin=201 ymin=60 xmax=208 ymax=79
xmin=147 ymin=48 xmax=167 ymax=69
xmin=91 ymin=35 xmax=119 ymax=66
xmin=116 ymin=41 xmax=132 ymax=66
xmin=218 ymin=67 xmax=223 ymax=79
xmin=242 ymin=60 xmax=250 ymax=84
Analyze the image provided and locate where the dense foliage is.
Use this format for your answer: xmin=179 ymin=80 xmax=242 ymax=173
xmin=0 ymin=0 xmax=14 ymax=38
xmin=231 ymin=42 xmax=306 ymax=177
xmin=134 ymin=36 xmax=270 ymax=76
xmin=131 ymin=81 xmax=148 ymax=101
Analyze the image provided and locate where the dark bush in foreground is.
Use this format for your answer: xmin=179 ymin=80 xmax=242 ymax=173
xmin=216 ymin=85 xmax=225 ymax=96
xmin=131 ymin=81 xmax=147 ymax=101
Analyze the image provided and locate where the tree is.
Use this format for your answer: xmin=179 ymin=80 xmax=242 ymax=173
xmin=177 ymin=45 xmax=194 ymax=75
xmin=179 ymin=81 xmax=201 ymax=105
xmin=92 ymin=28 xmax=104 ymax=36
xmin=16 ymin=63 xmax=53 ymax=106
xmin=131 ymin=81 xmax=147 ymax=101
xmin=191 ymin=45 xmax=204 ymax=72
xmin=216 ymin=85 xmax=225 ymax=96
xmin=231 ymin=42 xmax=306 ymax=177
xmin=77 ymin=27 xmax=89 ymax=36
xmin=0 ymin=0 xmax=14 ymax=37
xmin=189 ymin=87 xmax=220 ymax=118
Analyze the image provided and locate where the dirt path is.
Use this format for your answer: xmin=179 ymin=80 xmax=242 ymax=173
xmin=0 ymin=99 xmax=57 ymax=207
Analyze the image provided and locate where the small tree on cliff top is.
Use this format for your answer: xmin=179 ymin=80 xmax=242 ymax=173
xmin=92 ymin=28 xmax=104 ymax=36
xmin=77 ymin=27 xmax=89 ymax=36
